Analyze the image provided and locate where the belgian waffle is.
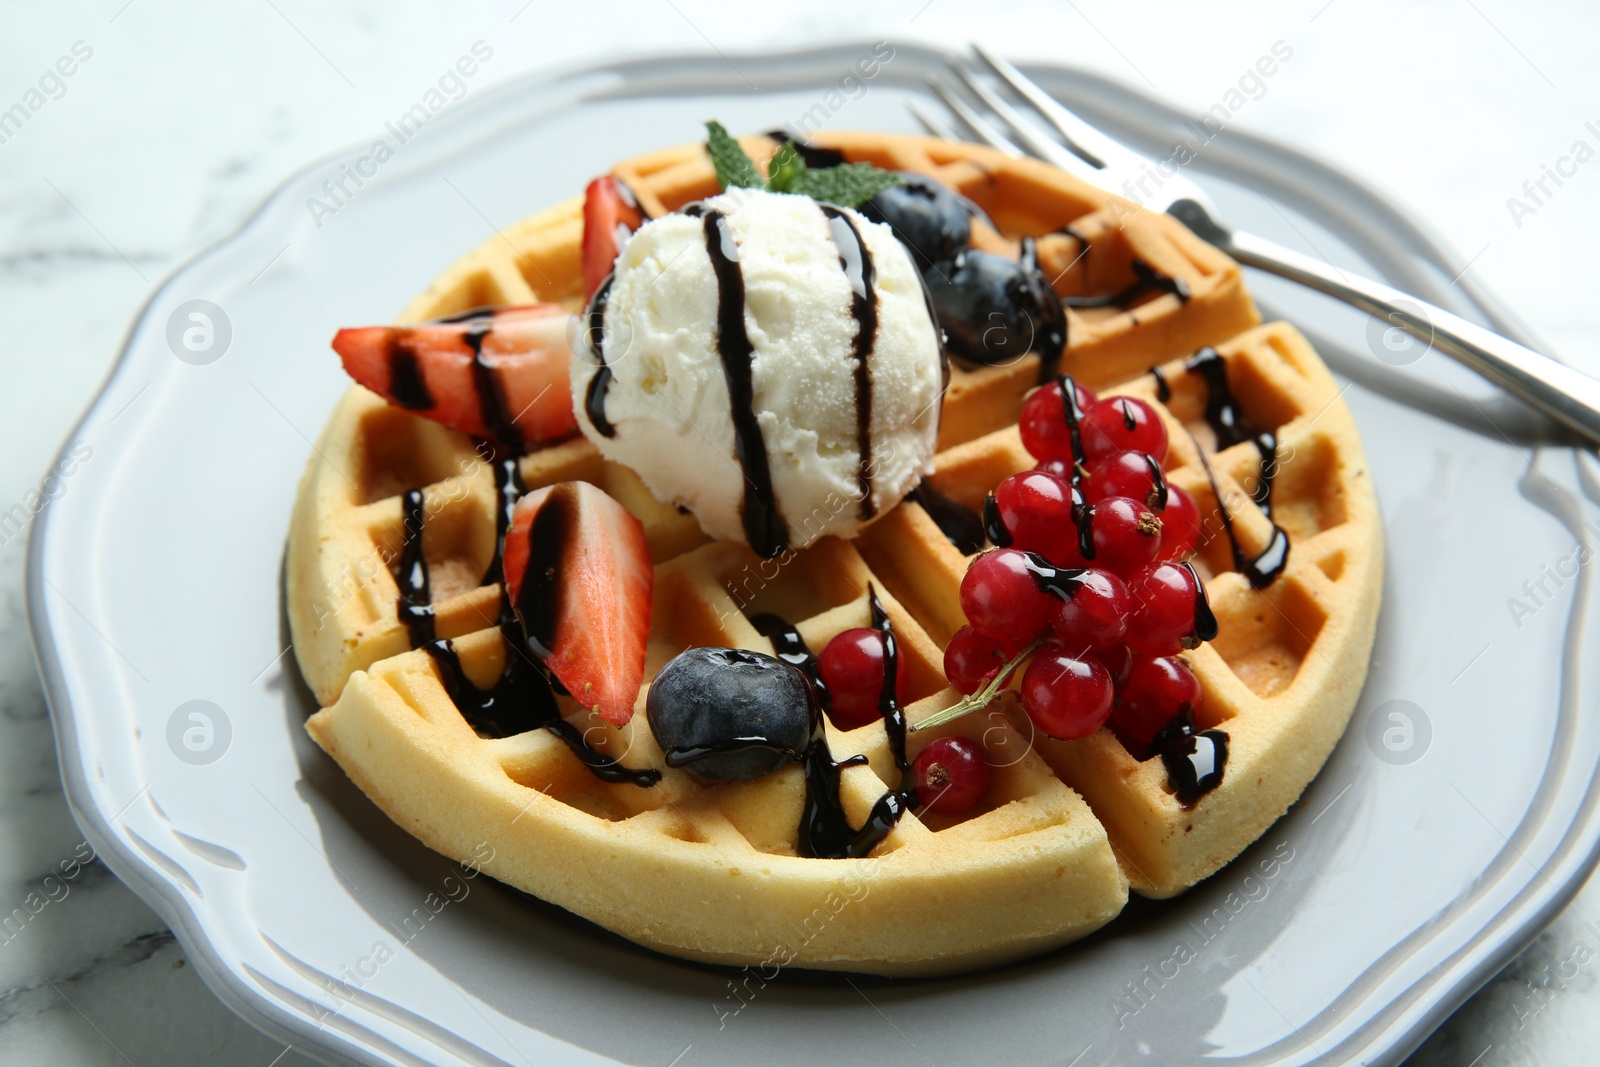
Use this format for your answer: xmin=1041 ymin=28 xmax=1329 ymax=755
xmin=287 ymin=131 xmax=1381 ymax=973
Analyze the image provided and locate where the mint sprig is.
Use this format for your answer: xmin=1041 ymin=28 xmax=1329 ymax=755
xmin=704 ymin=120 xmax=902 ymax=208
xmin=706 ymin=120 xmax=764 ymax=190
xmin=786 ymin=162 xmax=903 ymax=206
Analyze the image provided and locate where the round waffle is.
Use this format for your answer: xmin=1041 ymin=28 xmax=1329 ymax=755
xmin=287 ymin=131 xmax=1381 ymax=974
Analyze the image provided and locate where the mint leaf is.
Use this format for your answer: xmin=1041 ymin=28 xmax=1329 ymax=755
xmin=787 ymin=162 xmax=902 ymax=208
xmin=765 ymin=142 xmax=806 ymax=194
xmin=705 ymin=120 xmax=764 ymax=191
xmin=702 ymin=121 xmax=902 ymax=208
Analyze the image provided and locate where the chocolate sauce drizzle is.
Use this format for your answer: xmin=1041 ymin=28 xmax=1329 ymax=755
xmin=1174 ymin=348 xmax=1290 ymax=589
xmin=582 ymin=273 xmax=618 ymax=438
xmin=991 ymin=374 xmax=1096 ymax=560
xmin=396 ymin=489 xmax=435 ymax=646
xmin=479 ymin=452 xmax=522 ymax=587
xmin=1183 ymin=560 xmax=1220 ymax=643
xmin=703 ymin=210 xmax=789 ymax=558
xmin=1016 ymin=551 xmax=1090 ymax=601
xmin=819 ymin=204 xmax=881 ymax=521
xmin=1056 ymin=373 xmax=1089 ymax=477
xmin=1143 ymin=453 xmax=1170 ymax=512
xmin=400 ymin=306 xmax=527 ymax=449
xmin=387 ymin=342 xmax=433 ymax=410
xmin=1061 ymin=258 xmax=1191 ymax=310
xmin=1146 ymin=709 xmax=1229 ymax=808
xmin=868 ymin=589 xmax=914 ymax=792
xmin=748 ymin=588 xmax=915 ymax=860
xmin=1069 ymin=480 xmax=1097 ymax=561
xmin=1059 ymin=223 xmax=1092 ymax=270
xmin=1150 ymin=364 xmax=1172 ymax=404
xmin=396 ymin=463 xmax=658 ymax=787
xmin=1020 ymin=237 xmax=1069 ymax=384
xmin=763 ymin=130 xmax=850 ymax=169
xmin=982 ymin=493 xmax=1012 ymax=548
xmin=908 ymin=481 xmax=985 ymax=555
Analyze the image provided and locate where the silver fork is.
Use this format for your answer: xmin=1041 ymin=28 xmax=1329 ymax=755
xmin=915 ymin=44 xmax=1600 ymax=448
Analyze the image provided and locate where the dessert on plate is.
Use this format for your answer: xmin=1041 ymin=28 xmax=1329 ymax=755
xmin=286 ymin=124 xmax=1382 ymax=976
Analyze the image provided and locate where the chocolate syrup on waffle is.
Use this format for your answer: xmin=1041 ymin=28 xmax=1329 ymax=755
xmin=908 ymin=481 xmax=985 ymax=555
xmin=820 ymin=204 xmax=882 ymax=521
xmin=396 ymin=488 xmax=435 ymax=646
xmin=1170 ymin=348 xmax=1290 ymax=589
xmin=1061 ymin=258 xmax=1191 ymax=309
xmin=479 ymin=451 xmax=522 ymax=587
xmin=1020 ymin=237 xmax=1069 ymax=384
xmin=762 ymin=130 xmax=849 ymax=168
xmin=703 ymin=209 xmax=789 ymax=558
xmin=748 ymin=600 xmax=914 ymax=860
xmin=868 ymin=588 xmax=914 ymax=790
xmin=1132 ymin=706 xmax=1228 ymax=807
xmin=1150 ymin=364 xmax=1172 ymax=404
xmin=396 ymin=468 xmax=658 ymax=786
xmin=1164 ymin=728 xmax=1227 ymax=806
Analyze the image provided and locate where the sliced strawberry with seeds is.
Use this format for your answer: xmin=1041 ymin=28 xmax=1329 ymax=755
xmin=582 ymin=176 xmax=645 ymax=300
xmin=503 ymin=481 xmax=652 ymax=725
xmin=333 ymin=304 xmax=578 ymax=447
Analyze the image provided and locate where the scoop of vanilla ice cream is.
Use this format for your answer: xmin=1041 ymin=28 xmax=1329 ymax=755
xmin=573 ymin=189 xmax=944 ymax=555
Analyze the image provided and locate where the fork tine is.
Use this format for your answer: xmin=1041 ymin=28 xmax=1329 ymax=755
xmin=946 ymin=60 xmax=1101 ymax=179
xmin=972 ymin=43 xmax=1139 ymax=172
xmin=906 ymin=99 xmax=960 ymax=143
xmin=925 ymin=74 xmax=1025 ymax=157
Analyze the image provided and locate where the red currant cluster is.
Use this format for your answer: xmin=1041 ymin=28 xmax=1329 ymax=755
xmin=945 ymin=378 xmax=1215 ymax=755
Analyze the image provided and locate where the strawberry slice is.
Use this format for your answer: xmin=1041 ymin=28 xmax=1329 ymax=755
xmin=582 ymin=176 xmax=645 ymax=300
xmin=332 ymin=304 xmax=578 ymax=446
xmin=503 ymin=481 xmax=652 ymax=725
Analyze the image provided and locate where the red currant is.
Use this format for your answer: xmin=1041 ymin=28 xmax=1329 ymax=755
xmin=1080 ymin=396 xmax=1168 ymax=465
xmin=1034 ymin=456 xmax=1075 ymax=482
xmin=943 ymin=624 xmax=1022 ymax=694
xmin=1095 ymin=643 xmax=1132 ymax=688
xmin=1124 ymin=562 xmax=1201 ymax=656
xmin=1110 ymin=655 xmax=1202 ymax=755
xmin=959 ymin=549 xmax=1056 ymax=644
xmin=1084 ymin=450 xmax=1167 ymax=510
xmin=991 ymin=470 xmax=1080 ymax=564
xmin=1020 ymin=644 xmax=1114 ymax=739
xmin=1019 ymin=379 xmax=1097 ymax=462
xmin=818 ymin=627 xmax=910 ymax=730
xmin=1050 ymin=568 xmax=1130 ymax=653
xmin=1087 ymin=496 xmax=1163 ymax=577
xmin=914 ymin=736 xmax=992 ymax=814
xmin=1156 ymin=485 xmax=1203 ymax=561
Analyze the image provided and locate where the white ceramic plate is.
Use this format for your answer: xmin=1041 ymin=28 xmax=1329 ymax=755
xmin=28 ymin=40 xmax=1600 ymax=1067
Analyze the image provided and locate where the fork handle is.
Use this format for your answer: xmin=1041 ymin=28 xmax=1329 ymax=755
xmin=1170 ymin=202 xmax=1600 ymax=447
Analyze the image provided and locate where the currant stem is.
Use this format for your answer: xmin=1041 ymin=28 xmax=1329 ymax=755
xmin=910 ymin=637 xmax=1046 ymax=732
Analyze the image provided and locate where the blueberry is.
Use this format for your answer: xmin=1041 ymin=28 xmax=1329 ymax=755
xmin=922 ymin=249 xmax=1066 ymax=370
xmin=858 ymin=173 xmax=974 ymax=266
xmin=646 ymin=647 xmax=814 ymax=781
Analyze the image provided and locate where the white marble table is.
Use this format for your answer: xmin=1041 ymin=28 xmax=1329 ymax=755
xmin=4 ymin=1 xmax=1597 ymax=1063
